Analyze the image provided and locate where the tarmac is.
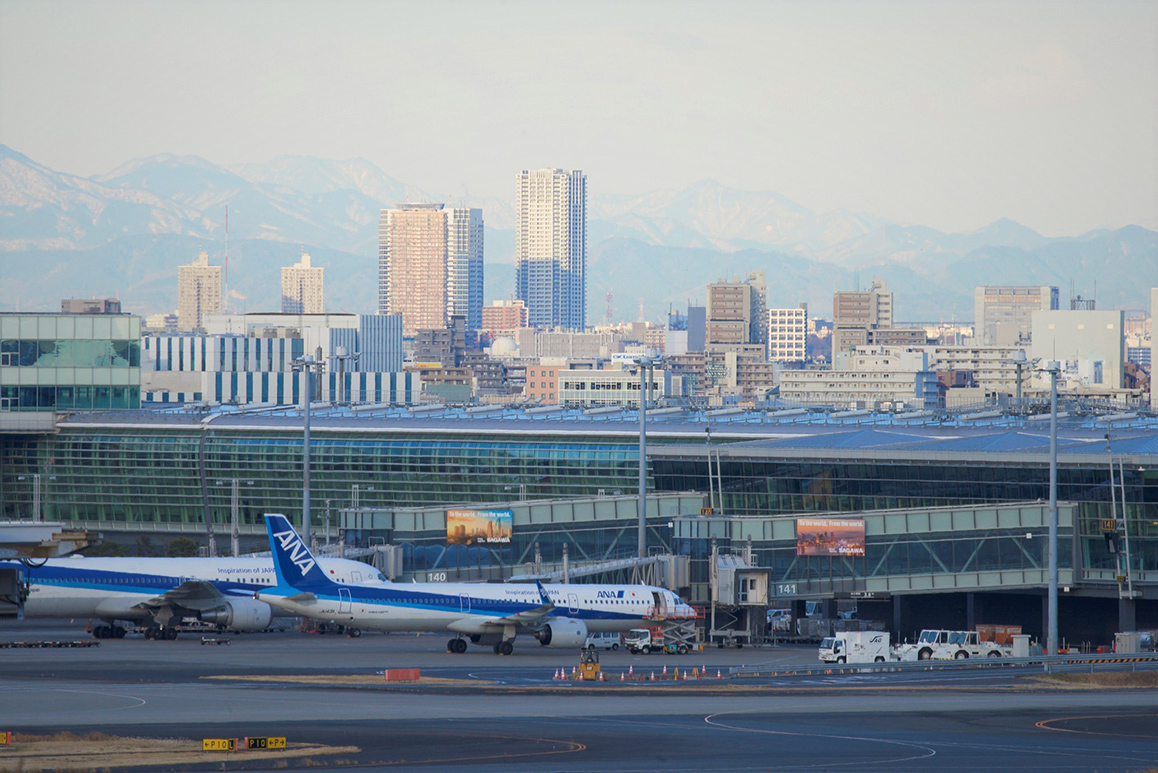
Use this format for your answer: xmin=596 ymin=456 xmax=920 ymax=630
xmin=1 ymin=620 xmax=1157 ymax=771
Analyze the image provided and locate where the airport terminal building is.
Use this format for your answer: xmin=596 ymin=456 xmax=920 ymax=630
xmin=1 ymin=402 xmax=1155 ymax=641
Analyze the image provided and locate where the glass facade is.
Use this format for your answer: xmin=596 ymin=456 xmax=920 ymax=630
xmin=0 ymin=314 xmax=141 ymax=411
xmin=653 ymin=455 xmax=1158 ymax=577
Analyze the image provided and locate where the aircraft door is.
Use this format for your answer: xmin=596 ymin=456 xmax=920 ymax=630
xmin=567 ymin=593 xmax=579 ymax=614
xmin=460 ymin=594 xmax=471 ymax=614
xmin=651 ymin=591 xmax=666 ymax=618
xmin=339 ymin=587 xmax=352 ymax=614
xmin=351 ymin=571 xmax=362 ymax=584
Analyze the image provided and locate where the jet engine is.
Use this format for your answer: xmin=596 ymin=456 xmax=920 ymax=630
xmin=534 ymin=618 xmax=588 ymax=648
xmin=199 ymin=598 xmax=273 ymax=631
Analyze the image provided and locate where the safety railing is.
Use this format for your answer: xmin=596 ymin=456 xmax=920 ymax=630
xmin=730 ymin=651 xmax=1158 ymax=678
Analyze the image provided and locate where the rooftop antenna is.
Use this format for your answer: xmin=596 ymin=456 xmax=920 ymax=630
xmin=224 ymin=206 xmax=229 ymax=313
xmin=638 ymin=297 xmax=645 ymax=323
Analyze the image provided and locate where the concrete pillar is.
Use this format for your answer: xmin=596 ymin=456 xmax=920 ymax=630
xmin=1119 ymin=598 xmax=1137 ymax=633
xmin=892 ymin=595 xmax=905 ymax=639
xmin=1042 ymin=593 xmax=1049 ymax=646
xmin=823 ymin=598 xmax=838 ymax=619
xmin=966 ymin=593 xmax=976 ymax=630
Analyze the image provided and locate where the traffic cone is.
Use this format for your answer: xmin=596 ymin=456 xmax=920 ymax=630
xmin=717 ymin=669 xmax=722 ymax=679
xmin=628 ymin=665 xmax=634 ymax=676
xmin=662 ymin=665 xmax=667 ymax=675
xmin=598 ymin=671 xmax=604 ymax=681
xmin=682 ymin=670 xmax=688 ymax=681
xmin=571 ymin=666 xmax=577 ymax=678
xmin=650 ymin=671 xmax=655 ymax=681
xmin=620 ymin=671 xmax=625 ymax=682
xmin=553 ymin=668 xmax=559 ymax=680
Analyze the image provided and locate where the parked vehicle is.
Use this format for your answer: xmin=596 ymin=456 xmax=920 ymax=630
xmin=932 ymin=630 xmax=1007 ymax=660
xmin=624 ymin=627 xmax=689 ymax=654
xmin=819 ymin=632 xmax=891 ymax=664
xmin=584 ymin=632 xmax=621 ymax=651
xmin=894 ymin=629 xmax=953 ymax=661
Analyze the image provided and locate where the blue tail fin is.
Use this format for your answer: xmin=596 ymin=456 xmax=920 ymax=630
xmin=264 ymin=514 xmax=334 ymax=591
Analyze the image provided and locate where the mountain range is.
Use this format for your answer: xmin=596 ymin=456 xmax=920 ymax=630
xmin=2 ymin=144 xmax=1154 ymax=322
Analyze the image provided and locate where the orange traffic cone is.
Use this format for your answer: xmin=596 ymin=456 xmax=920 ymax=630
xmin=620 ymin=671 xmax=626 ymax=682
xmin=662 ymin=665 xmax=667 ymax=675
xmin=553 ymin=668 xmax=559 ymax=680
xmin=598 ymin=671 xmax=604 ymax=681
xmin=682 ymin=670 xmax=688 ymax=680
xmin=628 ymin=665 xmax=634 ymax=676
xmin=650 ymin=671 xmax=655 ymax=681
xmin=717 ymin=669 xmax=722 ymax=679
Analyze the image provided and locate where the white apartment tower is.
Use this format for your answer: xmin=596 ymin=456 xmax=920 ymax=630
xmin=515 ymin=169 xmax=587 ymax=331
xmin=378 ymin=204 xmax=484 ymax=337
xmin=281 ymin=252 xmax=325 ymax=314
xmin=974 ymin=285 xmax=1059 ymax=346
xmin=177 ymin=250 xmax=223 ymax=331
xmin=768 ymin=305 xmax=808 ymax=363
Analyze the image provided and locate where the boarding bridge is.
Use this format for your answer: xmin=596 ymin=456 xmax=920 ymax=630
xmin=708 ymin=540 xmax=771 ymax=647
xmin=0 ymin=521 xmax=101 ymax=619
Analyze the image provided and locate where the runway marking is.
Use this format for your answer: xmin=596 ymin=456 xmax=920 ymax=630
xmin=369 ymin=734 xmax=585 ymax=766
xmin=1035 ymin=713 xmax=1158 ymax=739
xmin=52 ymin=689 xmax=148 ymax=711
xmin=704 ymin=709 xmax=937 ymax=769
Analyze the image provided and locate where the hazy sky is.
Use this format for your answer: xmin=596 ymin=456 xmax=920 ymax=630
xmin=2 ymin=0 xmax=1156 ymax=236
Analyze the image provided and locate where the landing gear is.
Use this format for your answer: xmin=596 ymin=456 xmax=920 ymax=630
xmin=447 ymin=637 xmax=468 ymax=654
xmin=146 ymin=626 xmax=178 ymax=641
xmin=346 ymin=627 xmax=361 ymax=638
xmin=497 ymin=640 xmax=514 ymax=656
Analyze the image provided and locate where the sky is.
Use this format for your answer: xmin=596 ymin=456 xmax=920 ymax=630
xmin=2 ymin=0 xmax=1156 ymax=236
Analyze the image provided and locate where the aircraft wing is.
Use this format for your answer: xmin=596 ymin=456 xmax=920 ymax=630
xmin=483 ymin=602 xmax=556 ymax=627
xmin=135 ymin=580 xmax=225 ymax=614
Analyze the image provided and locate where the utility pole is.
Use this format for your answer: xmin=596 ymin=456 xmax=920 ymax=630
xmin=293 ymin=354 xmax=325 ymax=546
xmin=1045 ymin=360 xmax=1060 ymax=656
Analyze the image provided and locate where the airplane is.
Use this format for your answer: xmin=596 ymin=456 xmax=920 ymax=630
xmin=0 ymin=553 xmax=388 ymax=640
xmin=257 ymin=513 xmax=697 ymax=655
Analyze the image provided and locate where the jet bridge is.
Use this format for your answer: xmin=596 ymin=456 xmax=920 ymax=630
xmin=0 ymin=521 xmax=101 ymax=619
xmin=708 ymin=538 xmax=771 ymax=647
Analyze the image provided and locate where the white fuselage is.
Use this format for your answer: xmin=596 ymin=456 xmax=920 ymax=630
xmin=6 ymin=556 xmax=386 ymax=621
xmin=260 ymin=582 xmax=694 ymax=634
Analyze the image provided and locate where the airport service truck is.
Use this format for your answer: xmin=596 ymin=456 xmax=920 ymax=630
xmin=818 ymin=631 xmax=891 ymax=664
xmin=932 ymin=630 xmax=1007 ymax=660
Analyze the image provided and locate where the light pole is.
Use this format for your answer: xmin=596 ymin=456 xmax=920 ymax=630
xmin=635 ymin=355 xmax=662 ymax=558
xmin=1043 ymin=359 xmax=1060 ymax=656
xmin=293 ymin=354 xmax=325 ymax=546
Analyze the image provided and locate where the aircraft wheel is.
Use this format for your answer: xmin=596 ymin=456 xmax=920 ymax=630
xmin=453 ymin=638 xmax=468 ymax=654
xmin=113 ymin=626 xmax=126 ymax=639
xmin=498 ymin=641 xmax=514 ymax=656
xmin=493 ymin=642 xmax=501 ymax=654
xmin=447 ymin=638 xmax=458 ymax=653
xmin=347 ymin=627 xmax=361 ymax=638
xmin=92 ymin=626 xmax=106 ymax=639
xmin=144 ymin=627 xmax=157 ymax=640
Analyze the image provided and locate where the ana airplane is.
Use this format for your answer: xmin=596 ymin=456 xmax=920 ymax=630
xmin=257 ymin=513 xmax=696 ymax=655
xmin=1 ymin=554 xmax=388 ymax=640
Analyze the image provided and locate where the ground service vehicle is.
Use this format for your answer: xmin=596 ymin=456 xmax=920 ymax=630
xmin=819 ymin=631 xmax=891 ymax=664
xmin=895 ymin=629 xmax=954 ymax=661
xmin=624 ymin=627 xmax=687 ymax=653
xmin=933 ymin=630 xmax=1006 ymax=659
xmin=585 ymin=632 xmax=621 ymax=650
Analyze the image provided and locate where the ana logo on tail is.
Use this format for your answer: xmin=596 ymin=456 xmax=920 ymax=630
xmin=273 ymin=528 xmax=316 ymax=576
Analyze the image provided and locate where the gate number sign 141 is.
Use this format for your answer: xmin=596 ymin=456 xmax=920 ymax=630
xmin=775 ymin=582 xmax=798 ymax=596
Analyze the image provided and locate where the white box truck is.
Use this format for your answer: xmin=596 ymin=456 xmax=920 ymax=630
xmin=818 ymin=631 xmax=891 ymax=664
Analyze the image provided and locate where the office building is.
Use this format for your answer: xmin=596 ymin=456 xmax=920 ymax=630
xmin=780 ymin=345 xmax=942 ymax=410
xmin=558 ymin=366 xmax=671 ymax=408
xmin=0 ymin=312 xmax=141 ymax=422
xmin=707 ymin=274 xmax=766 ymax=347
xmin=768 ymin=305 xmax=808 ymax=363
xmin=1031 ymin=309 xmax=1125 ymax=390
xmin=481 ymin=300 xmax=528 ymax=332
xmin=280 ymin=252 xmax=325 ymax=314
xmin=515 ymin=169 xmax=587 ymax=330
xmin=832 ymin=279 xmax=893 ymax=357
xmin=61 ymin=298 xmax=121 ymax=315
xmin=176 ymin=251 xmax=223 ymax=331
xmin=975 ymin=286 xmax=1059 ymax=346
xmin=379 ymin=203 xmax=484 ymax=337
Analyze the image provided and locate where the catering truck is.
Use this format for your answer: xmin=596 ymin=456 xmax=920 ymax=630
xmin=818 ymin=631 xmax=891 ymax=664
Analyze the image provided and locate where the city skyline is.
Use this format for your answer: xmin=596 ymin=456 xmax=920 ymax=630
xmin=1 ymin=1 xmax=1155 ymax=237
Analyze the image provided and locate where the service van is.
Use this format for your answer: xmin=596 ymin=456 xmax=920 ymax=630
xmin=584 ymin=632 xmax=621 ymax=651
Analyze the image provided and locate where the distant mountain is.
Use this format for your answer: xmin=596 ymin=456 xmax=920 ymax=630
xmin=0 ymin=145 xmax=205 ymax=251
xmin=1 ymin=147 xmax=1154 ymax=321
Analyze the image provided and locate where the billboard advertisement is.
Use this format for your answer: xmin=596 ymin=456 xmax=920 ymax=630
xmin=447 ymin=509 xmax=512 ymax=546
xmin=795 ymin=518 xmax=865 ymax=557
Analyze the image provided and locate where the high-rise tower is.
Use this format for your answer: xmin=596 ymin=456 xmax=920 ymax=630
xmin=281 ymin=251 xmax=325 ymax=314
xmin=515 ymin=169 xmax=586 ymax=330
xmin=177 ymin=250 xmax=223 ymax=331
xmin=378 ymin=203 xmax=483 ymax=337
